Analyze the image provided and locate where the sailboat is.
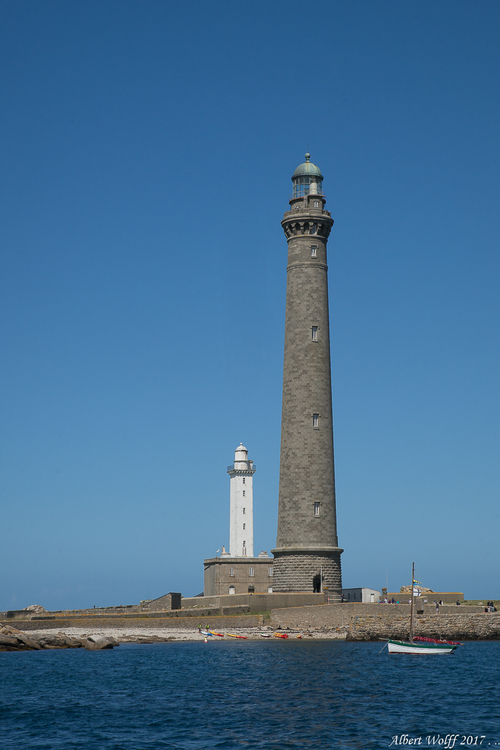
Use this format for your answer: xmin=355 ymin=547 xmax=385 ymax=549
xmin=387 ymin=564 xmax=460 ymax=654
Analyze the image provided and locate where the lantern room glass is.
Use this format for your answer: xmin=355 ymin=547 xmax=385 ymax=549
xmin=292 ymin=175 xmax=324 ymax=198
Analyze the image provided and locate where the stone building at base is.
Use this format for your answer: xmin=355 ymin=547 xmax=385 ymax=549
xmin=204 ymin=553 xmax=274 ymax=597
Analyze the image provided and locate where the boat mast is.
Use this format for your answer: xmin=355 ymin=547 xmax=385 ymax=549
xmin=409 ymin=562 xmax=415 ymax=643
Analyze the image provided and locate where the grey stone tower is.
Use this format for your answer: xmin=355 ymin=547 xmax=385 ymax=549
xmin=272 ymin=154 xmax=343 ymax=598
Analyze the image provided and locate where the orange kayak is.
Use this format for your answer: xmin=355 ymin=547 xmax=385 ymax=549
xmin=273 ymin=632 xmax=289 ymax=639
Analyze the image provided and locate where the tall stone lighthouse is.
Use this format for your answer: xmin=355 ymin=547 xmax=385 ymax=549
xmin=272 ymin=154 xmax=343 ymax=598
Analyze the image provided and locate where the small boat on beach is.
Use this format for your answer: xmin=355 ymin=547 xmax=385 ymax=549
xmin=273 ymin=632 xmax=289 ymax=639
xmin=226 ymin=633 xmax=247 ymax=639
xmin=387 ymin=563 xmax=461 ymax=655
xmin=209 ymin=631 xmax=224 ymax=637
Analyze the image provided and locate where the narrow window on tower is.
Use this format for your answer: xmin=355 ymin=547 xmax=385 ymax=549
xmin=230 ymin=566 xmax=235 ymax=577
xmin=311 ymin=245 xmax=317 ymax=257
xmin=243 ymin=523 xmax=246 ymax=530
xmin=242 ymin=478 xmax=245 ymax=484
xmin=314 ymin=502 xmax=320 ymax=516
xmin=311 ymin=326 xmax=318 ymax=342
xmin=242 ymin=490 xmax=245 ymax=496
xmin=268 ymin=567 xmax=273 ymax=577
xmin=313 ymin=413 xmax=319 ymax=428
xmin=242 ymin=508 xmax=246 ymax=514
xmin=314 ymin=200 xmax=319 ymax=208
xmin=248 ymin=567 xmax=255 ymax=577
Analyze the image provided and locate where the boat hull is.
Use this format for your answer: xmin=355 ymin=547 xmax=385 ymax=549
xmin=388 ymin=639 xmax=458 ymax=654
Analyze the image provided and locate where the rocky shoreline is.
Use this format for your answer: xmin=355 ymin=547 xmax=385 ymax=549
xmin=1 ymin=623 xmax=347 ymax=650
xmin=4 ymin=607 xmax=500 ymax=650
xmin=0 ymin=624 xmax=119 ymax=651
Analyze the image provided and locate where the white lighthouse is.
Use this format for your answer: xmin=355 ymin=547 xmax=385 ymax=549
xmin=203 ymin=444 xmax=272 ymax=595
xmin=227 ymin=443 xmax=256 ymax=557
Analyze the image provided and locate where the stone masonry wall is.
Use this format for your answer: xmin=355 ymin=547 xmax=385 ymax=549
xmin=347 ymin=612 xmax=500 ymax=641
xmin=270 ymin=603 xmax=500 ymax=640
xmin=272 ymin=552 xmax=341 ymax=596
xmin=181 ymin=592 xmax=325 ymax=611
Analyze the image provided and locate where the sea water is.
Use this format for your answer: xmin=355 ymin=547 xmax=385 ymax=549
xmin=1 ymin=640 xmax=499 ymax=750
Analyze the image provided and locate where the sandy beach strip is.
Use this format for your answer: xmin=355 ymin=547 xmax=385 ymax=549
xmin=26 ymin=626 xmax=347 ymax=643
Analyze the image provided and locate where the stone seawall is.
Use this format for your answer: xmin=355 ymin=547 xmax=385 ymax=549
xmin=347 ymin=612 xmax=500 ymax=641
xmin=270 ymin=604 xmax=500 ymax=640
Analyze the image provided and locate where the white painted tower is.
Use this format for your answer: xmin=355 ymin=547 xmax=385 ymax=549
xmin=227 ymin=443 xmax=256 ymax=557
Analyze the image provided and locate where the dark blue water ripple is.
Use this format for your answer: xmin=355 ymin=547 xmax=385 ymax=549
xmin=1 ymin=640 xmax=499 ymax=749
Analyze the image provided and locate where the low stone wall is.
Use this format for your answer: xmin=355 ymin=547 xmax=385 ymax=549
xmin=270 ymin=603 xmax=500 ymax=640
xmin=181 ymin=592 xmax=325 ymax=611
xmin=0 ymin=604 xmax=253 ymax=622
xmin=0 ymin=605 xmax=142 ymax=620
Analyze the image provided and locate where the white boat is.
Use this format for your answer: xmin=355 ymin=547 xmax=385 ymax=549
xmin=387 ymin=563 xmax=461 ymax=655
xmin=388 ymin=638 xmax=458 ymax=654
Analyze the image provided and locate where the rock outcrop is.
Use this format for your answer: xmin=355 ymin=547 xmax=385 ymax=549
xmin=83 ymin=635 xmax=119 ymax=650
xmin=23 ymin=604 xmax=46 ymax=613
xmin=0 ymin=624 xmax=119 ymax=652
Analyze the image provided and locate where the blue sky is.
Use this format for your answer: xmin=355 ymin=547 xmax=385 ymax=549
xmin=1 ymin=1 xmax=499 ymax=610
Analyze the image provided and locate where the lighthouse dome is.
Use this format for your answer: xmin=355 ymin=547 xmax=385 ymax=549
xmin=292 ymin=153 xmax=323 ymax=179
xmin=291 ymin=153 xmax=324 ymax=198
